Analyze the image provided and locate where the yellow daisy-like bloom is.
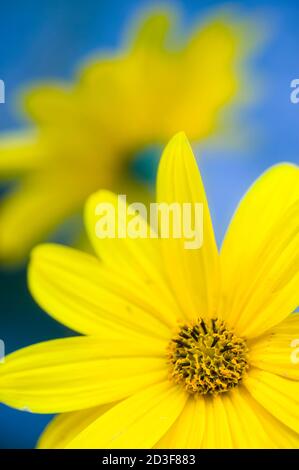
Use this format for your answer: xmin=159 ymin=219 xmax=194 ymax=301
xmin=0 ymin=9 xmax=250 ymax=264
xmin=0 ymin=133 xmax=298 ymax=448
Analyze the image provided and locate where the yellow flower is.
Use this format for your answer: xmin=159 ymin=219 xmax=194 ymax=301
xmin=0 ymin=9 xmax=250 ymax=264
xmin=0 ymin=132 xmax=298 ymax=448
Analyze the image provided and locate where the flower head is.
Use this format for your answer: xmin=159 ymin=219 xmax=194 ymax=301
xmin=0 ymin=132 xmax=298 ymax=448
xmin=0 ymin=9 xmax=251 ymax=264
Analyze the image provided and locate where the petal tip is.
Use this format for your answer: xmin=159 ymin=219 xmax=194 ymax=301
xmin=160 ymin=131 xmax=193 ymax=164
xmin=169 ymin=131 xmax=189 ymax=146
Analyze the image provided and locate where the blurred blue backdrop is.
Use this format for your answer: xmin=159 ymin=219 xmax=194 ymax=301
xmin=0 ymin=0 xmax=298 ymax=448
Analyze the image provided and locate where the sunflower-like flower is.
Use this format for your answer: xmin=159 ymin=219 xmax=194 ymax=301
xmin=0 ymin=9 xmax=250 ymax=264
xmin=0 ymin=133 xmax=298 ymax=448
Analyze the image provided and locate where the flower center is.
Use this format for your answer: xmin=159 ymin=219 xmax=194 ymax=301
xmin=168 ymin=318 xmax=249 ymax=396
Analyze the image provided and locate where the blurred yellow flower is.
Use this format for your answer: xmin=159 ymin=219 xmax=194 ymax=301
xmin=0 ymin=9 xmax=250 ymax=264
xmin=0 ymin=133 xmax=298 ymax=448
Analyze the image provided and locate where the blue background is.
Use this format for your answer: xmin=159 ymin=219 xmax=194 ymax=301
xmin=0 ymin=0 xmax=298 ymax=448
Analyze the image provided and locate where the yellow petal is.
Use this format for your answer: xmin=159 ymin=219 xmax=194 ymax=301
xmin=220 ymin=164 xmax=299 ymax=337
xmin=0 ymin=337 xmax=167 ymax=413
xmin=0 ymin=132 xmax=44 ymax=176
xmin=244 ymin=368 xmax=299 ymax=434
xmin=0 ymin=171 xmax=92 ymax=265
xmin=29 ymin=243 xmax=172 ymax=339
xmin=156 ymin=132 xmax=220 ymax=320
xmin=201 ymin=395 xmax=234 ymax=448
xmin=37 ymin=404 xmax=115 ymax=449
xmin=158 ymin=387 xmax=292 ymax=449
xmin=23 ymin=84 xmax=77 ymax=125
xmin=249 ymin=313 xmax=299 ymax=379
xmin=165 ymin=17 xmax=243 ymax=140
xmin=222 ymin=386 xmax=298 ymax=448
xmin=249 ymin=392 xmax=299 ymax=448
xmin=155 ymin=397 xmax=205 ymax=449
xmin=85 ymin=189 xmax=181 ymax=327
xmin=66 ymin=381 xmax=187 ymax=449
xmin=129 ymin=10 xmax=172 ymax=55
xmin=81 ymin=10 xmax=246 ymax=144
xmin=22 ymin=85 xmax=103 ymax=160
